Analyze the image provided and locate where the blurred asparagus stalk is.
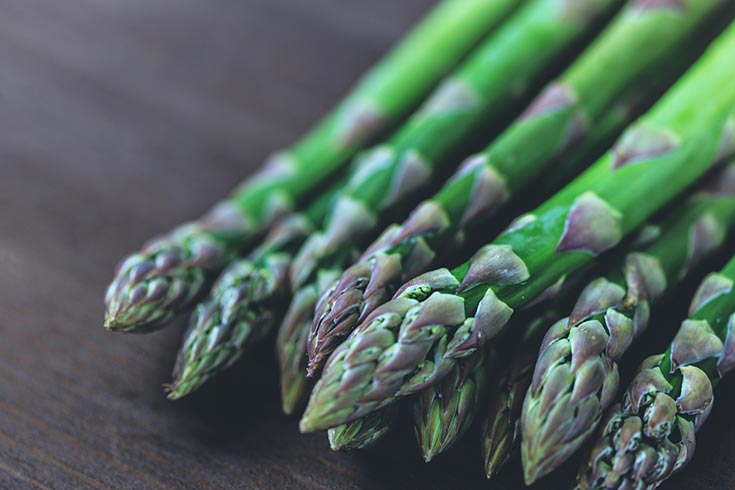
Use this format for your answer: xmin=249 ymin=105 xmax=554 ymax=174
xmin=103 ymin=0 xmax=519 ymax=332
xmin=308 ymin=0 xmax=725 ymax=377
xmin=300 ymin=25 xmax=735 ymax=432
xmin=277 ymin=0 xmax=620 ymax=413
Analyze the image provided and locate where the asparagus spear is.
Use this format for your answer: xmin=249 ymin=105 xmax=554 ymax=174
xmin=299 ymin=25 xmax=735 ymax=433
xmin=327 ymin=405 xmax=399 ymax=451
xmin=576 ymin=252 xmax=735 ymax=490
xmin=279 ymin=0 xmax=620 ymax=410
xmin=281 ymin=93 xmax=640 ymax=413
xmin=413 ymin=350 xmax=488 ymax=462
xmin=482 ymin=311 xmax=557 ymax=478
xmin=308 ymin=0 xmax=725 ymax=375
xmin=102 ymin=0 xmax=519 ymax=332
xmin=166 ymin=182 xmax=343 ymax=399
xmin=521 ymin=161 xmax=735 ymax=484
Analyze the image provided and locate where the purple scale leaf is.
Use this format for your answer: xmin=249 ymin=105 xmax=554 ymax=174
xmin=459 ymin=163 xmax=510 ymax=226
xmin=688 ymin=273 xmax=734 ymax=316
xmin=681 ymin=213 xmax=726 ymax=279
xmin=531 ymin=340 xmax=572 ymax=395
xmin=563 ymin=396 xmax=600 ymax=444
xmin=520 ymin=82 xmax=577 ymax=119
xmin=539 ymin=317 xmax=572 ymax=353
xmin=462 ymin=287 xmax=513 ymax=346
xmin=632 ymin=0 xmax=685 ymax=11
xmin=616 ymin=416 xmax=644 ymax=453
xmin=262 ymin=192 xmax=295 ymax=228
xmin=713 ymin=117 xmax=735 ymax=163
xmin=626 ymin=368 xmax=672 ymax=413
xmin=236 ymin=152 xmax=296 ymax=190
xmin=611 ymin=123 xmax=680 ymax=170
xmin=569 ymin=320 xmax=608 ymax=372
xmin=457 ymin=244 xmax=529 ymax=292
xmin=570 ymin=358 xmax=606 ymax=404
xmin=599 ymin=359 xmax=620 ymax=409
xmin=556 ymin=192 xmax=623 ymax=256
xmin=380 ymin=150 xmax=432 ymax=209
xmin=347 ymin=146 xmax=395 ymax=190
xmin=199 ymin=201 xmax=253 ymax=233
xmin=605 ymin=309 xmax=634 ymax=360
xmin=569 ymin=278 xmax=625 ymax=326
xmin=361 ymin=224 xmax=402 ymax=258
xmin=502 ymin=213 xmax=537 ymax=234
xmin=717 ymin=314 xmax=735 ymax=376
xmin=402 ymin=237 xmax=437 ymax=278
xmin=642 ymin=392 xmax=677 ymax=439
xmin=625 ymin=252 xmax=667 ymax=302
xmin=539 ymin=364 xmax=574 ymax=415
xmin=675 ymin=366 xmax=713 ymax=415
xmin=364 ymin=253 xmax=403 ymax=300
xmin=632 ymin=300 xmax=651 ymax=338
xmin=324 ymin=197 xmax=378 ymax=247
xmin=419 ymin=78 xmax=480 ymax=119
xmin=337 ymin=99 xmax=386 ymax=148
xmin=399 ymin=293 xmax=465 ymax=339
xmin=674 ymin=417 xmax=696 ymax=472
xmin=670 ymin=319 xmax=723 ymax=371
xmin=393 ymin=201 xmax=450 ymax=243
xmin=394 ymin=268 xmax=460 ymax=299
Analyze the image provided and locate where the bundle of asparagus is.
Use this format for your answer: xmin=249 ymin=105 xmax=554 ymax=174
xmin=103 ymin=1 xmax=735 ymax=487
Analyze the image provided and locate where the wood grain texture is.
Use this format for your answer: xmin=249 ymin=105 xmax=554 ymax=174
xmin=1 ymin=1 xmax=733 ymax=489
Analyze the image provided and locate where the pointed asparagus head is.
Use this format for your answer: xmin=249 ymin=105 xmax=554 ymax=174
xmin=300 ymin=269 xmax=467 ymax=432
xmin=327 ymin=406 xmax=399 ymax=451
xmin=278 ymin=284 xmax=321 ymax=415
xmin=104 ymin=202 xmax=250 ymax=332
xmin=309 ymin=252 xmax=404 ymax=377
xmin=166 ymin=256 xmax=290 ymax=399
xmin=414 ymin=351 xmax=486 ymax=462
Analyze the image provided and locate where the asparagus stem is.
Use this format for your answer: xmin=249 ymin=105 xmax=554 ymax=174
xmin=278 ymin=0 xmax=620 ymax=411
xmin=576 ymin=252 xmax=735 ymax=489
xmin=166 ymin=184 xmax=340 ymax=399
xmin=308 ymin=0 xmax=723 ymax=375
xmin=103 ymin=0 xmax=517 ymax=332
xmin=299 ymin=24 xmax=735 ymax=433
xmin=481 ymin=311 xmax=558 ymax=478
xmin=327 ymin=405 xmax=399 ymax=451
xmin=413 ymin=349 xmax=488 ymax=462
xmin=521 ymin=162 xmax=735 ymax=483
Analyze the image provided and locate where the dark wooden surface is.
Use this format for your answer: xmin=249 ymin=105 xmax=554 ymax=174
xmin=2 ymin=1 xmax=734 ymax=489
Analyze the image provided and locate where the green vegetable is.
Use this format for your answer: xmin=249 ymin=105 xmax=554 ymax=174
xmin=299 ymin=25 xmax=735 ymax=432
xmin=576 ymin=252 xmax=735 ymax=489
xmin=308 ymin=0 xmax=722 ymax=376
xmin=522 ymin=161 xmax=735 ymax=483
xmin=103 ymin=0 xmax=518 ymax=332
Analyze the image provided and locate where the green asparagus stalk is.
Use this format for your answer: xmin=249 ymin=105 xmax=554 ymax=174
xmin=521 ymin=162 xmax=735 ymax=484
xmin=166 ymin=182 xmax=343 ymax=399
xmin=413 ymin=349 xmax=488 ymax=462
xmin=327 ymin=405 xmax=399 ymax=451
xmin=278 ymin=0 xmax=620 ymax=410
xmin=481 ymin=311 xmax=558 ymax=478
xmin=299 ymin=25 xmax=735 ymax=433
xmin=416 ymin=279 xmax=580 ymax=464
xmin=576 ymin=252 xmax=735 ymax=490
xmin=278 ymin=271 xmax=340 ymax=414
xmin=102 ymin=0 xmax=519 ymax=332
xmin=308 ymin=0 xmax=724 ymax=375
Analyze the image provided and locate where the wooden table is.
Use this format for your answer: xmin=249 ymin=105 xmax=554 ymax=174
xmin=2 ymin=1 xmax=733 ymax=488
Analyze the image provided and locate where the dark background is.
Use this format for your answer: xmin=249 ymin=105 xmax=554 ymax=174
xmin=1 ymin=1 xmax=734 ymax=489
